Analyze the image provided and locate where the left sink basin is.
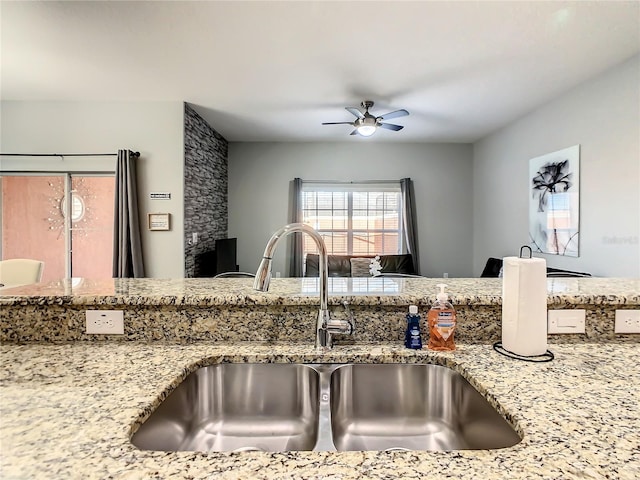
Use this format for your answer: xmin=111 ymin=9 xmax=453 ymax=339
xmin=131 ymin=364 xmax=320 ymax=452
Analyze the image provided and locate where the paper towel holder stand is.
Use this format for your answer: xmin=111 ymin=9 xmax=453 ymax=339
xmin=492 ymin=341 xmax=554 ymax=362
xmin=519 ymin=245 xmax=533 ymax=258
xmin=493 ymin=244 xmax=555 ymax=362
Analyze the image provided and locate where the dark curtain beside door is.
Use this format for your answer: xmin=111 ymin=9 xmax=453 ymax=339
xmin=113 ymin=149 xmax=145 ymax=278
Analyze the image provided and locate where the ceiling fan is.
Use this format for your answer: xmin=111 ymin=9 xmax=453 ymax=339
xmin=322 ymin=100 xmax=409 ymax=137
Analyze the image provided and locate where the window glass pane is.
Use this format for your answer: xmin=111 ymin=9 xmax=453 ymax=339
xmin=384 ymin=192 xmax=398 ymax=209
xmin=353 ymin=232 xmax=374 ymax=254
xmin=317 ymin=192 xmax=333 ymax=209
xmin=70 ymin=176 xmax=115 ymax=278
xmin=352 ymin=210 xmax=368 ymax=229
xmin=368 ymin=210 xmax=383 ymax=230
xmin=315 ymin=210 xmax=334 ymax=230
xmin=332 ymin=210 xmax=347 ymax=230
xmin=374 ymin=232 xmax=387 ymax=254
xmin=321 ymin=232 xmax=347 ymax=255
xmin=382 ymin=233 xmax=399 ymax=254
xmin=353 ymin=192 xmax=368 ymax=209
xmin=369 ymin=192 xmax=384 ymax=209
xmin=384 ymin=212 xmax=399 ymax=230
xmin=1 ymin=175 xmax=67 ymax=281
xmin=304 ymin=235 xmax=319 ymax=255
xmin=332 ymin=192 xmax=347 ymax=209
xmin=303 ymin=192 xmax=316 ymax=209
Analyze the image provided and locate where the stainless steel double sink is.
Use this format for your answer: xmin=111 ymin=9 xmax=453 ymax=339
xmin=131 ymin=363 xmax=521 ymax=453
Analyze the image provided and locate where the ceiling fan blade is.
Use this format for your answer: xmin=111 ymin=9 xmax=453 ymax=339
xmin=350 ymin=129 xmax=359 ymax=135
xmin=345 ymin=107 xmax=364 ymax=119
xmin=378 ymin=109 xmax=409 ymax=121
xmin=379 ymin=123 xmax=404 ymax=131
xmin=322 ymin=122 xmax=355 ymax=125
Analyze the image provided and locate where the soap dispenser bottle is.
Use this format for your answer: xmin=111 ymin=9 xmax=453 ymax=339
xmin=404 ymin=305 xmax=422 ymax=349
xmin=427 ymin=284 xmax=457 ymax=351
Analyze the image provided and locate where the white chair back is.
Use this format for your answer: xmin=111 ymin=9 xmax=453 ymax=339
xmin=0 ymin=259 xmax=45 ymax=287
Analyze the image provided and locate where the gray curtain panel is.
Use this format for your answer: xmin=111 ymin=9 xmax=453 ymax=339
xmin=113 ymin=149 xmax=145 ymax=278
xmin=400 ymin=178 xmax=420 ymax=275
xmin=289 ymin=177 xmax=304 ymax=277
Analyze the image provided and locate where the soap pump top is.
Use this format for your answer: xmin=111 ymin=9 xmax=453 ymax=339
xmin=435 ymin=283 xmax=451 ymax=306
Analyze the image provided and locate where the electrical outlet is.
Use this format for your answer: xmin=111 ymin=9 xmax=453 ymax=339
xmin=615 ymin=310 xmax=640 ymax=334
xmin=86 ymin=310 xmax=124 ymax=334
xmin=548 ymin=309 xmax=586 ymax=334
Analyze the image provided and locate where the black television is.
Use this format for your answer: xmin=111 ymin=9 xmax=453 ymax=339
xmin=214 ymin=237 xmax=238 ymax=275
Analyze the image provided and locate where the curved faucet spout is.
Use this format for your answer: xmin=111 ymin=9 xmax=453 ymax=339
xmin=253 ymin=223 xmax=328 ymax=312
xmin=254 ymin=223 xmax=341 ymax=349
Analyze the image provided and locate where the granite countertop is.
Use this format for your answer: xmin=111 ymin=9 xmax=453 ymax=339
xmin=1 ymin=277 xmax=639 ymax=306
xmin=1 ymin=341 xmax=639 ymax=479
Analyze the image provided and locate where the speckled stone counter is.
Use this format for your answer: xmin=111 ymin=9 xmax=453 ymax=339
xmin=2 ymin=277 xmax=639 ymax=306
xmin=2 ymin=278 xmax=639 ymax=344
xmin=1 ymin=342 xmax=638 ymax=479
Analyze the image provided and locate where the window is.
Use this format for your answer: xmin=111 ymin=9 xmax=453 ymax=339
xmin=301 ymin=183 xmax=403 ymax=256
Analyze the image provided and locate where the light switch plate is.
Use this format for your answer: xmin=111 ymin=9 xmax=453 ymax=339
xmin=615 ymin=310 xmax=640 ymax=334
xmin=548 ymin=309 xmax=586 ymax=334
xmin=86 ymin=310 xmax=124 ymax=334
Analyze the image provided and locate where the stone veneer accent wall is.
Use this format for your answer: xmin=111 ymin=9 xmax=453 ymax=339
xmin=184 ymin=103 xmax=228 ymax=277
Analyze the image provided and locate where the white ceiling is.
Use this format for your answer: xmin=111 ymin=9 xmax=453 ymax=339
xmin=2 ymin=1 xmax=639 ymax=143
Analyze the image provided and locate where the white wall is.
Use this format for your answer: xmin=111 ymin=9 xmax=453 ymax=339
xmin=473 ymin=55 xmax=640 ymax=277
xmin=228 ymin=142 xmax=474 ymax=277
xmin=0 ymin=101 xmax=186 ymax=278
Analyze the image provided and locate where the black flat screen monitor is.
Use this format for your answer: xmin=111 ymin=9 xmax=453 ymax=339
xmin=215 ymin=237 xmax=238 ymax=274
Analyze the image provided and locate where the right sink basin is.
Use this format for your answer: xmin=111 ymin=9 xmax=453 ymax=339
xmin=330 ymin=364 xmax=522 ymax=451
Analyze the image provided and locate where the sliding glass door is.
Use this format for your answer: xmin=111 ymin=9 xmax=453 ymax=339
xmin=1 ymin=174 xmax=115 ymax=281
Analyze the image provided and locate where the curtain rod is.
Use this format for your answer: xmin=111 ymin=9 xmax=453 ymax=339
xmin=0 ymin=170 xmax=115 ymax=175
xmin=0 ymin=151 xmax=140 ymax=158
xmin=301 ymin=180 xmax=400 ymax=184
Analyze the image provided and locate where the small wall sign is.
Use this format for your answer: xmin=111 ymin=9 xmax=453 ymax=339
xmin=148 ymin=213 xmax=171 ymax=231
xmin=150 ymin=192 xmax=171 ymax=200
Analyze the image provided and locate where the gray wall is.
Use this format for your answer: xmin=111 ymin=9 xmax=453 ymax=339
xmin=228 ymin=142 xmax=474 ymax=277
xmin=183 ymin=103 xmax=229 ymax=277
xmin=0 ymin=100 xmax=186 ymax=278
xmin=4 ymin=55 xmax=636 ymax=280
xmin=473 ymin=55 xmax=640 ymax=277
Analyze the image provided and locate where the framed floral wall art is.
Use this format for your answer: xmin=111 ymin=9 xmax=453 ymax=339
xmin=529 ymin=145 xmax=580 ymax=257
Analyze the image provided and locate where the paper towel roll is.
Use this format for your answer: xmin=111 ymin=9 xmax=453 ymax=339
xmin=501 ymin=256 xmax=548 ymax=356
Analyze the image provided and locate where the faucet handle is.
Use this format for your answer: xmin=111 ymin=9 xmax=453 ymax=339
xmin=326 ymin=301 xmax=355 ymax=335
xmin=326 ymin=318 xmax=354 ymax=335
xmin=342 ymin=300 xmax=355 ymax=333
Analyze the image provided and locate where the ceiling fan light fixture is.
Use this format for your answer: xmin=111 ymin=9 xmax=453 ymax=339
xmin=357 ymin=125 xmax=377 ymax=136
xmin=322 ymin=100 xmax=409 ymax=137
xmin=355 ymin=116 xmax=378 ymax=137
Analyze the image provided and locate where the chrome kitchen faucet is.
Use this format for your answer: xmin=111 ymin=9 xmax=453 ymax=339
xmin=253 ymin=223 xmax=353 ymax=349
